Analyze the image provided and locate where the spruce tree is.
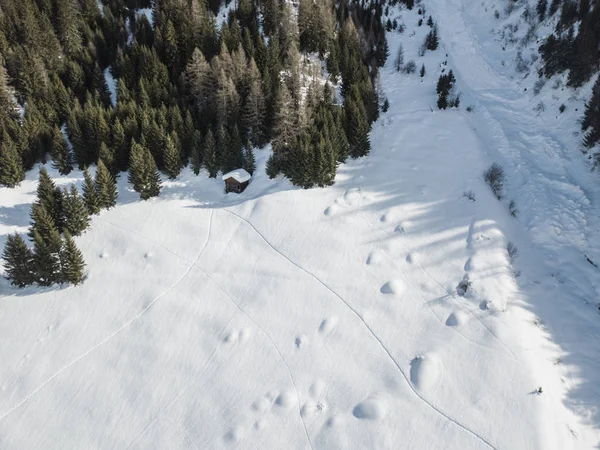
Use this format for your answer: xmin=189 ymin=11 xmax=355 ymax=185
xmin=94 ymin=160 xmax=117 ymax=209
xmin=420 ymin=64 xmax=426 ymax=77
xmin=163 ymin=134 xmax=181 ymax=179
xmin=243 ymin=140 xmax=256 ymax=175
xmin=51 ymin=126 xmax=73 ymax=175
xmin=99 ymin=142 xmax=114 ymax=175
xmin=60 ymin=232 xmax=86 ymax=285
xmin=190 ymin=130 xmax=203 ymax=175
xmin=82 ymin=169 xmax=100 ymax=215
xmin=2 ymin=233 xmax=34 ymax=287
xmin=0 ymin=133 xmax=25 ymax=187
xmin=128 ymin=141 xmax=162 ymax=200
xmin=62 ymin=185 xmax=90 ymax=236
xmin=537 ymin=0 xmax=547 ymax=21
xmin=203 ymin=129 xmax=218 ymax=178
xmin=29 ymin=203 xmax=57 ymax=243
xmin=33 ymin=229 xmax=62 ymax=286
xmin=36 ymin=167 xmax=59 ymax=222
xmin=223 ymin=125 xmax=244 ymax=173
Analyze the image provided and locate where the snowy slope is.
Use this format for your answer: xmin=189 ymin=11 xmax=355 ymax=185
xmin=1 ymin=2 xmax=600 ymax=449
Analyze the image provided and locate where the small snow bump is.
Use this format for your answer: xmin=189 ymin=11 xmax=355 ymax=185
xmin=352 ymin=395 xmax=388 ymax=420
xmin=367 ymin=250 xmax=385 ymax=266
xmin=319 ymin=317 xmax=337 ymax=334
xmin=410 ymin=354 xmax=442 ymax=393
xmin=275 ymin=389 xmax=298 ymax=408
xmin=380 ymin=279 xmax=405 ymax=296
xmin=445 ymin=312 xmax=467 ymax=327
xmin=295 ymin=334 xmax=307 ymax=349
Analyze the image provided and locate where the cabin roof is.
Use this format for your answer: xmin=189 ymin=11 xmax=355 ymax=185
xmin=222 ymin=168 xmax=251 ymax=183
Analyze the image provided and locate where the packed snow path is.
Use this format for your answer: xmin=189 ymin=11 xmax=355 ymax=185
xmin=2 ymin=1 xmax=600 ymax=449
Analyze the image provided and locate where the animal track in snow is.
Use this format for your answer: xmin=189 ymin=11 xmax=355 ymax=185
xmin=301 ymin=400 xmax=327 ymax=417
xmin=410 ymin=354 xmax=442 ymax=394
xmin=352 ymin=395 xmax=388 ymax=420
xmin=222 ymin=328 xmax=252 ymax=345
xmin=380 ymin=279 xmax=405 ymax=296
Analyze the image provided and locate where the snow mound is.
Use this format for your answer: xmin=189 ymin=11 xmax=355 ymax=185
xmin=410 ymin=354 xmax=442 ymax=393
xmin=352 ymin=395 xmax=388 ymax=420
xmin=380 ymin=279 xmax=405 ymax=296
xmin=366 ymin=250 xmax=385 ymax=266
xmin=445 ymin=311 xmax=468 ymax=327
xmin=275 ymin=389 xmax=298 ymax=408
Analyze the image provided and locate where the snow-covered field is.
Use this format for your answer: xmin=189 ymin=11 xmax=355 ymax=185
xmin=2 ymin=1 xmax=600 ymax=449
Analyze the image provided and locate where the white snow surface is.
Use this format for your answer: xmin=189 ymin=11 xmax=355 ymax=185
xmin=222 ymin=169 xmax=251 ymax=183
xmin=1 ymin=2 xmax=600 ymax=449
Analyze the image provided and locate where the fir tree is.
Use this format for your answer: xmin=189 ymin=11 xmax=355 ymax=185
xmin=62 ymin=184 xmax=90 ymax=236
xmin=163 ymin=134 xmax=181 ymax=179
xmin=2 ymin=233 xmax=34 ymax=287
xmin=420 ymin=64 xmax=426 ymax=77
xmin=60 ymin=231 xmax=85 ymax=285
xmin=427 ymin=16 xmax=434 ymax=27
xmin=203 ymin=129 xmax=219 ymax=178
xmin=99 ymin=142 xmax=114 ymax=175
xmin=28 ymin=203 xmax=57 ymax=243
xmin=223 ymin=125 xmax=244 ymax=173
xmin=190 ymin=130 xmax=203 ymax=175
xmin=94 ymin=160 xmax=117 ymax=209
xmin=82 ymin=169 xmax=100 ymax=215
xmin=33 ymin=229 xmax=62 ymax=286
xmin=537 ymin=0 xmax=547 ymax=21
xmin=0 ymin=133 xmax=25 ymax=188
xmin=128 ymin=141 xmax=162 ymax=200
xmin=51 ymin=126 xmax=73 ymax=175
xmin=394 ymin=44 xmax=404 ymax=72
xmin=243 ymin=140 xmax=256 ymax=175
xmin=36 ymin=167 xmax=59 ymax=222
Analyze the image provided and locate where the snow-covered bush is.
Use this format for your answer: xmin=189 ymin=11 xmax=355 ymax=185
xmin=509 ymin=200 xmax=518 ymax=217
xmin=484 ymin=163 xmax=505 ymax=199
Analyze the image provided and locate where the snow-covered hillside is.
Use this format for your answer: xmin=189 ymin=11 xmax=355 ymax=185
xmin=1 ymin=1 xmax=600 ymax=449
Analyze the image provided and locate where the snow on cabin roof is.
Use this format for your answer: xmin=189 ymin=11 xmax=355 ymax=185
xmin=222 ymin=169 xmax=251 ymax=183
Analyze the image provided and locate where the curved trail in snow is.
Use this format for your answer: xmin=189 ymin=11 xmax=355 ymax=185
xmin=0 ymin=211 xmax=215 ymax=424
xmin=222 ymin=208 xmax=498 ymax=450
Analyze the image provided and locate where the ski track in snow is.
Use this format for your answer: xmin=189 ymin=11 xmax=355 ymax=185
xmin=0 ymin=211 xmax=214 ymax=424
xmin=221 ymin=208 xmax=498 ymax=450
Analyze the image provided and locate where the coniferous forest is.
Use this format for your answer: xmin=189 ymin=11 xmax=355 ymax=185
xmin=0 ymin=0 xmax=393 ymax=287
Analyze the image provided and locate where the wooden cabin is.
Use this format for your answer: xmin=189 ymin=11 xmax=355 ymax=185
xmin=222 ymin=169 xmax=251 ymax=193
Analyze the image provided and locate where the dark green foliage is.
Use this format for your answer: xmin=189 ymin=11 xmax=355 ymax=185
xmin=382 ymin=98 xmax=390 ymax=112
xmin=62 ymin=185 xmax=90 ymax=236
xmin=60 ymin=232 xmax=86 ymax=285
xmin=0 ymin=133 xmax=25 ymax=187
xmin=33 ymin=229 xmax=62 ymax=286
xmin=420 ymin=64 xmax=426 ymax=77
xmin=537 ymin=0 xmax=547 ymax=21
xmin=2 ymin=233 xmax=35 ymax=287
xmin=223 ymin=125 xmax=244 ymax=174
xmin=203 ymin=129 xmax=219 ymax=178
xmin=29 ymin=203 xmax=57 ymax=243
xmin=437 ymin=70 xmax=456 ymax=109
xmin=163 ymin=134 xmax=181 ymax=179
xmin=425 ymin=25 xmax=439 ymax=51
xmin=190 ymin=130 xmax=203 ymax=175
xmin=128 ymin=140 xmax=161 ymax=200
xmin=427 ymin=16 xmax=434 ymax=27
xmin=95 ymin=160 xmax=118 ymax=209
xmin=243 ymin=140 xmax=256 ymax=175
xmin=582 ymin=76 xmax=600 ymax=148
xmin=51 ymin=127 xmax=73 ymax=175
xmin=82 ymin=169 xmax=100 ymax=215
